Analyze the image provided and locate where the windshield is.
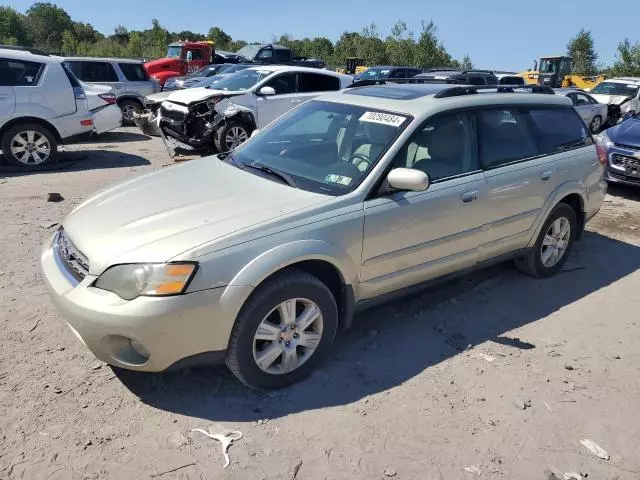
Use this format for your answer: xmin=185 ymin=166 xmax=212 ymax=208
xmin=356 ymin=67 xmax=391 ymax=80
xmin=590 ymin=82 xmax=640 ymax=97
xmin=227 ymin=100 xmax=411 ymax=195
xmin=166 ymin=45 xmax=182 ymax=59
xmin=539 ymin=59 xmax=561 ymax=73
xmin=189 ymin=65 xmax=222 ymax=77
xmin=206 ymin=69 xmax=272 ymax=91
xmin=235 ymin=44 xmax=262 ymax=61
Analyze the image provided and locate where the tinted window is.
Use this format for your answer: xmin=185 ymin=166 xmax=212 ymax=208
xmin=71 ymin=61 xmax=119 ymax=82
xmin=274 ymin=49 xmax=290 ymax=62
xmin=528 ymin=108 xmax=590 ymax=154
xmin=256 ymin=49 xmax=273 ymax=60
xmin=486 ymin=76 xmax=498 ymax=85
xmin=393 ymin=113 xmax=478 ymax=181
xmin=297 ymin=73 xmax=340 ymax=92
xmin=468 ymin=76 xmax=485 ymax=85
xmin=476 ymin=109 xmax=539 ymax=168
xmin=186 ymin=49 xmax=202 ymax=61
xmin=265 ymin=72 xmax=296 ymax=94
xmin=118 ymin=63 xmax=148 ymax=81
xmin=0 ymin=58 xmax=44 ymax=86
xmin=574 ymin=93 xmax=592 ymax=106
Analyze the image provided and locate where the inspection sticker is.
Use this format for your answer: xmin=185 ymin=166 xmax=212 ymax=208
xmin=325 ymin=174 xmax=352 ymax=186
xmin=359 ymin=111 xmax=407 ymax=127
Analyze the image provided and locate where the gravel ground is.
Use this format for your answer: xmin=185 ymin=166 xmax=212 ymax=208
xmin=1 ymin=128 xmax=640 ymax=480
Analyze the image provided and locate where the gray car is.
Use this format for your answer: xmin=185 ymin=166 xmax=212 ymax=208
xmin=163 ymin=64 xmax=252 ymax=91
xmin=63 ymin=57 xmax=159 ymax=123
xmin=41 ymin=84 xmax=606 ymax=389
xmin=555 ymin=88 xmax=608 ymax=133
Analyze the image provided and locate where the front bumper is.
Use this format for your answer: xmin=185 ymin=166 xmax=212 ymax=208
xmin=605 ymin=149 xmax=640 ymax=187
xmin=40 ymin=233 xmax=252 ymax=372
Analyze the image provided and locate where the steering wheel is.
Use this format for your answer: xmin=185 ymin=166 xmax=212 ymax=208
xmin=350 ymin=153 xmax=371 ymax=173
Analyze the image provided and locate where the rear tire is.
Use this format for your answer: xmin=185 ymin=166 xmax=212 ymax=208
xmin=515 ymin=203 xmax=577 ymax=278
xmin=119 ymin=99 xmax=142 ymax=125
xmin=1 ymin=123 xmax=58 ymax=169
xmin=226 ymin=270 xmax=338 ymax=389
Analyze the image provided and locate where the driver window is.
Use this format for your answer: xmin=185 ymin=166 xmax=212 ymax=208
xmin=264 ymin=73 xmax=296 ymax=94
xmin=392 ymin=113 xmax=477 ymax=181
xmin=575 ymin=93 xmax=590 ymax=106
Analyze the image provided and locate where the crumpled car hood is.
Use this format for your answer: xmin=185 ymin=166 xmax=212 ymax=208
xmin=63 ymin=157 xmax=330 ymax=274
xmin=589 ymin=94 xmax=630 ymax=106
xmin=164 ymin=87 xmax=245 ymax=105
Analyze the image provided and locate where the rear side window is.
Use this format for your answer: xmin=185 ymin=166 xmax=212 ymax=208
xmin=0 ymin=58 xmax=45 ymax=86
xmin=71 ymin=61 xmax=119 ymax=82
xmin=118 ymin=63 xmax=149 ymax=81
xmin=468 ymin=76 xmax=485 ymax=85
xmin=264 ymin=72 xmax=296 ymax=94
xmin=528 ymin=108 xmax=591 ymax=154
xmin=476 ymin=108 xmax=540 ymax=168
xmin=297 ymin=73 xmax=340 ymax=92
xmin=274 ymin=49 xmax=290 ymax=62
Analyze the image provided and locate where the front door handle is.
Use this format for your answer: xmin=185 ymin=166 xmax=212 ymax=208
xmin=540 ymin=170 xmax=553 ymax=182
xmin=461 ymin=190 xmax=478 ymax=203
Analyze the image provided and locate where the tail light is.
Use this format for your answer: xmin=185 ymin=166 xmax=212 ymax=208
xmin=98 ymin=93 xmax=117 ymax=105
xmin=595 ymin=143 xmax=608 ymax=165
xmin=80 ymin=119 xmax=94 ymax=126
xmin=73 ymin=86 xmax=86 ymax=100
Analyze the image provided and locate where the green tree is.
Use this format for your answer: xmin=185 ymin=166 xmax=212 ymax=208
xmin=611 ymin=38 xmax=640 ymax=76
xmin=208 ymin=26 xmax=231 ymax=49
xmin=175 ymin=30 xmax=206 ymax=42
xmin=26 ymin=2 xmax=74 ymax=52
xmin=0 ymin=6 xmax=29 ymax=45
xmin=356 ymin=23 xmax=388 ymax=65
xmin=567 ymin=29 xmax=598 ymax=75
xmin=385 ymin=21 xmax=415 ymax=66
xmin=226 ymin=39 xmax=247 ymax=53
xmin=309 ymin=37 xmax=333 ymax=60
xmin=414 ymin=20 xmax=453 ymax=68
xmin=461 ymin=54 xmax=473 ymax=70
xmin=112 ymin=25 xmax=129 ymax=45
xmin=61 ymin=29 xmax=77 ymax=55
xmin=332 ymin=31 xmax=363 ymax=66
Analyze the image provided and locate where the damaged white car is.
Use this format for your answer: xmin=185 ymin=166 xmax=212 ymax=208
xmin=156 ymin=66 xmax=353 ymax=153
xmin=589 ymin=78 xmax=640 ymax=125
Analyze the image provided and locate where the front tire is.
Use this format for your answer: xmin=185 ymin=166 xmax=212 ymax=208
xmin=119 ymin=99 xmax=143 ymax=125
xmin=515 ymin=203 xmax=577 ymax=278
xmin=226 ymin=270 xmax=338 ymax=389
xmin=1 ymin=123 xmax=58 ymax=169
xmin=214 ymin=120 xmax=250 ymax=153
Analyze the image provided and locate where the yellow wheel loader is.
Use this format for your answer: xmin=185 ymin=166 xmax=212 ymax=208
xmin=518 ymin=56 xmax=605 ymax=90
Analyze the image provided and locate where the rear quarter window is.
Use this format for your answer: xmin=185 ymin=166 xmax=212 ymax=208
xmin=297 ymin=73 xmax=340 ymax=92
xmin=528 ymin=108 xmax=592 ymax=154
xmin=118 ymin=63 xmax=149 ymax=81
xmin=0 ymin=58 xmax=45 ymax=86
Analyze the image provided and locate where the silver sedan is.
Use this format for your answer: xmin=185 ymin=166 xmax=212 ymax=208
xmin=555 ymin=88 xmax=608 ymax=133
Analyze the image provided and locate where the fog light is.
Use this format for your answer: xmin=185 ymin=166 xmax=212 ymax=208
xmin=130 ymin=339 xmax=150 ymax=359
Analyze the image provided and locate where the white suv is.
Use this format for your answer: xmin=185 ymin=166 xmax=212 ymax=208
xmin=0 ymin=47 xmax=93 ymax=169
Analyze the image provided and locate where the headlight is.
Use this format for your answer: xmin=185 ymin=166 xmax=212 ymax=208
xmin=595 ymin=130 xmax=614 ymax=149
xmin=224 ymin=103 xmax=239 ymax=117
xmin=94 ymin=263 xmax=197 ymax=300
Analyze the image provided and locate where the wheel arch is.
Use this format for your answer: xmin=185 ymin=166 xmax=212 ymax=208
xmin=529 ymin=184 xmax=587 ymax=247
xmin=229 ymin=240 xmax=358 ymax=329
xmin=117 ymin=96 xmax=143 ymax=107
xmin=0 ymin=117 xmax=62 ymax=142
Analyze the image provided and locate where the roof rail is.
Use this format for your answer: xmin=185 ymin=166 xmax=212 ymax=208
xmin=347 ymin=78 xmax=453 ymax=89
xmin=0 ymin=45 xmax=50 ymax=56
xmin=434 ymin=85 xmax=555 ymax=98
xmin=459 ymin=70 xmax=495 ymax=75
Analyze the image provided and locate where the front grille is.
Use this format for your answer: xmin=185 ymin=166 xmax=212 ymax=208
xmin=614 ymin=142 xmax=640 ymax=152
xmin=608 ymin=171 xmax=640 ymax=184
xmin=55 ymin=229 xmax=89 ymax=281
xmin=611 ymin=153 xmax=640 ymax=170
xmin=160 ymin=105 xmax=186 ymax=122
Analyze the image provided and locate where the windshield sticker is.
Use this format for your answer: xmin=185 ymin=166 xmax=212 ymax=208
xmin=359 ymin=111 xmax=407 ymax=127
xmin=325 ymin=174 xmax=352 ymax=186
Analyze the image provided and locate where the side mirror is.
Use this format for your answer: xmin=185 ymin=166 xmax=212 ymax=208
xmin=258 ymin=86 xmax=276 ymax=96
xmin=387 ymin=168 xmax=430 ymax=192
xmin=251 ymin=129 xmax=260 ymax=138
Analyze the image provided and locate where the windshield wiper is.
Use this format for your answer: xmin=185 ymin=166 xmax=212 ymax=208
xmin=241 ymin=162 xmax=297 ymax=188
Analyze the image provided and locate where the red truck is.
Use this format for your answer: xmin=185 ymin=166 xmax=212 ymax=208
xmin=144 ymin=41 xmax=215 ymax=88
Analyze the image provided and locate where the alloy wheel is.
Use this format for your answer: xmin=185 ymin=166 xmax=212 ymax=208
xmin=121 ymin=104 xmax=138 ymax=121
xmin=225 ymin=126 xmax=248 ymax=150
xmin=252 ymin=298 xmax=324 ymax=375
xmin=541 ymin=217 xmax=571 ymax=267
xmin=10 ymin=130 xmax=51 ymax=165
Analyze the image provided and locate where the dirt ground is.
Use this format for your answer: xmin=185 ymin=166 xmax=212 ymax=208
xmin=1 ymin=128 xmax=640 ymax=480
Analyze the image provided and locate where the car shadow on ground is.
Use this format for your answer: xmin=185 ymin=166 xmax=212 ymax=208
xmin=87 ymin=130 xmax=151 ymax=144
xmin=116 ymin=231 xmax=640 ymax=422
xmin=607 ymin=183 xmax=640 ymax=202
xmin=0 ymin=150 xmax=150 ymax=176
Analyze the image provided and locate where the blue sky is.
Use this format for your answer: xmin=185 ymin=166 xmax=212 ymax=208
xmin=10 ymin=0 xmax=638 ymax=71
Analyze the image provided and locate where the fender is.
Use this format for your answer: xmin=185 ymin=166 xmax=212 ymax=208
xmin=230 ymin=239 xmax=358 ymax=290
xmin=527 ymin=179 xmax=586 ymax=248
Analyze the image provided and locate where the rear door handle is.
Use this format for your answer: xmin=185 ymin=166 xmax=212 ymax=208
xmin=540 ymin=170 xmax=553 ymax=182
xmin=461 ymin=190 xmax=478 ymax=203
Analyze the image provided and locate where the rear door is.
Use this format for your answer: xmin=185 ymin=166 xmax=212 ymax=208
xmin=255 ymin=72 xmax=298 ymax=127
xmin=573 ymin=92 xmax=598 ymax=125
xmin=117 ymin=62 xmax=155 ymax=97
xmin=68 ymin=60 xmax=121 ymax=93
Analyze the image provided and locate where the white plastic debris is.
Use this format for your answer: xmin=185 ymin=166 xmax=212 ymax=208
xmin=477 ymin=353 xmax=496 ymax=363
xmin=563 ymin=472 xmax=583 ymax=480
xmin=580 ymin=439 xmax=610 ymax=460
xmin=464 ymin=465 xmax=482 ymax=475
xmin=191 ymin=428 xmax=243 ymax=468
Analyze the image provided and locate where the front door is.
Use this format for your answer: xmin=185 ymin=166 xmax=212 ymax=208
xmin=256 ymin=72 xmax=299 ymax=127
xmin=360 ymin=112 xmax=487 ymax=299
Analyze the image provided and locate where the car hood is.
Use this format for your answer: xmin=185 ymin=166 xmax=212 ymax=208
xmin=165 ymin=86 xmax=246 ymax=105
xmin=607 ymin=118 xmax=640 ymax=146
xmin=589 ymin=94 xmax=630 ymax=105
xmin=63 ymin=157 xmax=330 ymax=274
xmin=145 ymin=91 xmax=172 ymax=104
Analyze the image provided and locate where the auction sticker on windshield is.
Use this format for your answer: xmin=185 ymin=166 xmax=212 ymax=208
xmin=325 ymin=174 xmax=352 ymax=186
xmin=360 ymin=111 xmax=407 ymax=127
